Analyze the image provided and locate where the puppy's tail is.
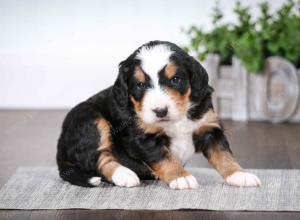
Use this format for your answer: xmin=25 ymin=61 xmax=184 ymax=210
xmin=58 ymin=163 xmax=101 ymax=187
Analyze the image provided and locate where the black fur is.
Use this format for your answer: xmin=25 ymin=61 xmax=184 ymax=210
xmin=193 ymin=127 xmax=232 ymax=158
xmin=56 ymin=40 xmax=228 ymax=187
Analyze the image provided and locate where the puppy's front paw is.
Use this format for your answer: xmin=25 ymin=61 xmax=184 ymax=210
xmin=169 ymin=175 xmax=198 ymax=190
xmin=226 ymin=171 xmax=261 ymax=187
xmin=112 ymin=165 xmax=140 ymax=187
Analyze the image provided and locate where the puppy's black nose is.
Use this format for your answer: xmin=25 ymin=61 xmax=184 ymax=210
xmin=153 ymin=107 xmax=168 ymax=118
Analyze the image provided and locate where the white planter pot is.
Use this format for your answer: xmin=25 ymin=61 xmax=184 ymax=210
xmin=203 ymin=54 xmax=300 ymax=123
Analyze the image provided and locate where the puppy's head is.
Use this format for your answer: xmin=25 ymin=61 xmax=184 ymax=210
xmin=113 ymin=41 xmax=209 ymax=127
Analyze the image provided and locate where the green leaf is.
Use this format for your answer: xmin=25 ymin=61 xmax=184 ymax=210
xmin=182 ymin=0 xmax=300 ymax=72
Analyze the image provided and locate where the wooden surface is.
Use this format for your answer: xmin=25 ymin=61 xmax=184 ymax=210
xmin=0 ymin=110 xmax=300 ymax=219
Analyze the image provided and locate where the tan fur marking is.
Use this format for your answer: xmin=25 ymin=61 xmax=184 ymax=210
xmin=134 ymin=66 xmax=146 ymax=83
xmin=194 ymin=108 xmax=221 ymax=136
xmin=138 ymin=120 xmax=164 ymax=134
xmin=100 ymin=161 xmax=120 ymax=182
xmin=151 ymin=149 xmax=190 ymax=183
xmin=208 ymin=147 xmax=242 ymax=179
xmin=165 ymin=87 xmax=191 ymax=115
xmin=130 ymin=96 xmax=163 ymax=134
xmin=95 ymin=118 xmax=111 ymax=151
xmin=95 ymin=118 xmax=120 ymax=182
xmin=130 ymin=96 xmax=143 ymax=113
xmin=165 ymin=63 xmax=177 ymax=79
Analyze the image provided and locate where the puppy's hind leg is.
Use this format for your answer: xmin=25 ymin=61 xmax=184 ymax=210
xmin=95 ymin=118 xmax=140 ymax=187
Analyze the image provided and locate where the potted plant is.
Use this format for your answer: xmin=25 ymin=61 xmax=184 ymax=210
xmin=183 ymin=0 xmax=300 ymax=122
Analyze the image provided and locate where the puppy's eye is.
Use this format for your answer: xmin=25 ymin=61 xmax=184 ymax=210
xmin=137 ymin=82 xmax=146 ymax=90
xmin=170 ymin=77 xmax=181 ymax=85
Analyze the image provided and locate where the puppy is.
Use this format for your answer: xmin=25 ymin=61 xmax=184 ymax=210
xmin=57 ymin=41 xmax=261 ymax=189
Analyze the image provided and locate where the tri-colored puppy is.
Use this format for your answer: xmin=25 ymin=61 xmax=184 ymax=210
xmin=57 ymin=41 xmax=261 ymax=189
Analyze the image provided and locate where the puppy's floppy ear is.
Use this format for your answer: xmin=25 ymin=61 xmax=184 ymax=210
xmin=113 ymin=61 xmax=129 ymax=108
xmin=187 ymin=56 xmax=212 ymax=102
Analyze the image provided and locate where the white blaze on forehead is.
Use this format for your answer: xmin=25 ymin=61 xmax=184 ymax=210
xmin=136 ymin=44 xmax=173 ymax=87
xmin=136 ymin=44 xmax=180 ymax=125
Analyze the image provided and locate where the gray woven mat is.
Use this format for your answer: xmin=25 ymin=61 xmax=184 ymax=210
xmin=0 ymin=167 xmax=299 ymax=211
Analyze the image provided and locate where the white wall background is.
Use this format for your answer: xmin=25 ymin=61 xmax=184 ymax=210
xmin=0 ymin=0 xmax=286 ymax=109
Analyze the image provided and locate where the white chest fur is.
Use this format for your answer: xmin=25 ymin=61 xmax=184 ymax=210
xmin=164 ymin=117 xmax=204 ymax=164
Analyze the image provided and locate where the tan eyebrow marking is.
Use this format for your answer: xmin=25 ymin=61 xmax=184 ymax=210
xmin=165 ymin=63 xmax=177 ymax=79
xmin=134 ymin=66 xmax=146 ymax=83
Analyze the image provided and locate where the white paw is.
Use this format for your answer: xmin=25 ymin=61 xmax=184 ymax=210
xmin=112 ymin=165 xmax=140 ymax=187
xmin=88 ymin=176 xmax=102 ymax=186
xmin=226 ymin=171 xmax=261 ymax=187
xmin=169 ymin=175 xmax=198 ymax=190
